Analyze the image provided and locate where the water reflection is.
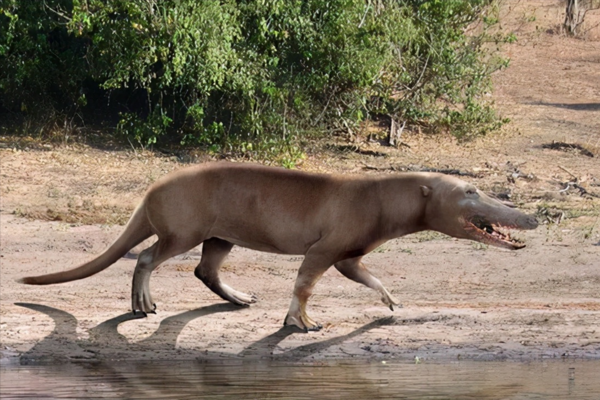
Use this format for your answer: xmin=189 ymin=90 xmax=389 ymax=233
xmin=2 ymin=359 xmax=599 ymax=399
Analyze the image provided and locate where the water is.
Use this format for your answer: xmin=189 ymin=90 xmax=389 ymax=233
xmin=1 ymin=359 xmax=599 ymax=399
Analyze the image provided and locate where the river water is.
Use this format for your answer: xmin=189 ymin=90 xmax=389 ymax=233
xmin=1 ymin=359 xmax=599 ymax=399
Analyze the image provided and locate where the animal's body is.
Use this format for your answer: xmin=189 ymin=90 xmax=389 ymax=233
xmin=21 ymin=162 xmax=538 ymax=331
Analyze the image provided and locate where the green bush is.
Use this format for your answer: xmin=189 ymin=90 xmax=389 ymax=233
xmin=1 ymin=0 xmax=506 ymax=156
xmin=0 ymin=0 xmax=88 ymax=121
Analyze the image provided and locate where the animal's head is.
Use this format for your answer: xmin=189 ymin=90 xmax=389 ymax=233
xmin=421 ymin=174 xmax=538 ymax=249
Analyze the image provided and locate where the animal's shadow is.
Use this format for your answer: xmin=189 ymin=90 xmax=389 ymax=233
xmin=14 ymin=302 xmax=395 ymax=363
xmin=8 ymin=304 xmax=525 ymax=399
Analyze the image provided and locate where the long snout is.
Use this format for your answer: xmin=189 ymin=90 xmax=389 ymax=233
xmin=478 ymin=193 xmax=538 ymax=230
xmin=516 ymin=214 xmax=538 ymax=230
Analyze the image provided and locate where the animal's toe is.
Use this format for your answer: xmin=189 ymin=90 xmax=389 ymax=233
xmin=234 ymin=291 xmax=257 ymax=306
xmin=132 ymin=310 xmax=148 ymax=317
xmin=284 ymin=312 xmax=322 ymax=332
xmin=306 ymin=323 xmax=323 ymax=332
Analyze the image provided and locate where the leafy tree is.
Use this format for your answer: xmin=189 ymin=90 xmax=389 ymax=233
xmin=0 ymin=0 xmax=88 ymax=121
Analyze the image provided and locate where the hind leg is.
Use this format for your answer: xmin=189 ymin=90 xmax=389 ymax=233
xmin=335 ymin=257 xmax=401 ymax=311
xmin=194 ymin=238 xmax=257 ymax=306
xmin=131 ymin=236 xmax=197 ymax=314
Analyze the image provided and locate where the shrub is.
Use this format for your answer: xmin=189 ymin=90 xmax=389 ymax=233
xmin=0 ymin=0 xmax=88 ymax=124
xmin=1 ymin=0 xmax=505 ymax=156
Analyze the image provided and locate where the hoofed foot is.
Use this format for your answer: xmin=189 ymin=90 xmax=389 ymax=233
xmin=212 ymin=283 xmax=258 ymax=307
xmin=227 ymin=289 xmax=258 ymax=307
xmin=132 ymin=306 xmax=157 ymax=317
xmin=132 ymin=288 xmax=157 ymax=315
xmin=381 ymin=288 xmax=402 ymax=311
xmin=284 ymin=312 xmax=323 ymax=332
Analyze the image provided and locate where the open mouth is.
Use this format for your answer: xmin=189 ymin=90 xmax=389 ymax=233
xmin=466 ymin=216 xmax=525 ymax=249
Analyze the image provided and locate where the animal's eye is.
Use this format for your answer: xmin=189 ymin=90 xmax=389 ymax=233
xmin=466 ymin=189 xmax=476 ymax=195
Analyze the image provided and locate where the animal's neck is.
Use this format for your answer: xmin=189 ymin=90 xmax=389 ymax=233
xmin=378 ymin=177 xmax=429 ymax=239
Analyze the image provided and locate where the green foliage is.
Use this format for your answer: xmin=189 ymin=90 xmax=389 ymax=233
xmin=0 ymin=0 xmax=88 ymax=119
xmin=117 ymin=107 xmax=172 ymax=148
xmin=1 ymin=0 xmax=506 ymax=158
xmin=386 ymin=0 xmax=507 ymax=139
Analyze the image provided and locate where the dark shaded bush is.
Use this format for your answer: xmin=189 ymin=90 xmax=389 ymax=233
xmin=1 ymin=0 xmax=505 ymax=158
xmin=0 ymin=0 xmax=88 ymax=121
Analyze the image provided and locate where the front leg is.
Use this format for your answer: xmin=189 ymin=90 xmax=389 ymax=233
xmin=284 ymin=252 xmax=334 ymax=332
xmin=334 ymin=256 xmax=401 ymax=310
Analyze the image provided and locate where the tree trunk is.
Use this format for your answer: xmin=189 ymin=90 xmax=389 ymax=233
xmin=387 ymin=117 xmax=405 ymax=147
xmin=564 ymin=0 xmax=589 ymax=35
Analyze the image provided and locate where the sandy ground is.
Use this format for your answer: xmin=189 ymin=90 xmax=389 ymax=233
xmin=1 ymin=0 xmax=599 ymax=364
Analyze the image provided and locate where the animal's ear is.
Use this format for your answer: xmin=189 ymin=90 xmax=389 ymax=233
xmin=420 ymin=185 xmax=431 ymax=197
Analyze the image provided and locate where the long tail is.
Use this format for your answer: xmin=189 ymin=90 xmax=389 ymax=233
xmin=19 ymin=202 xmax=153 ymax=285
